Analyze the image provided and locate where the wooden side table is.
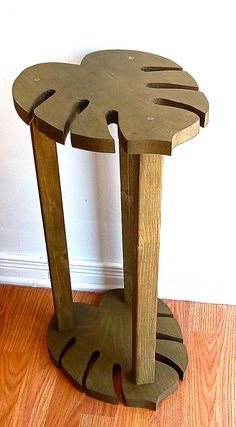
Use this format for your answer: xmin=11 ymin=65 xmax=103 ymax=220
xmin=12 ymin=50 xmax=209 ymax=409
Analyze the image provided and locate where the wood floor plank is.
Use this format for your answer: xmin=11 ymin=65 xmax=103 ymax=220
xmin=0 ymin=353 xmax=30 ymax=427
xmin=215 ymin=306 xmax=236 ymax=427
xmin=0 ymin=284 xmax=235 ymax=426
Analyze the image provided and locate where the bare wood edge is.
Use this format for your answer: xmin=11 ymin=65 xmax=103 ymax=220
xmin=125 ymin=139 xmax=172 ymax=155
xmin=13 ymin=90 xmax=208 ymax=157
xmin=29 ymin=117 xmax=201 ymax=156
xmin=172 ymin=119 xmax=200 ymax=150
xmin=203 ymin=110 xmax=209 ymax=127
xmin=125 ymin=116 xmax=206 ymax=156
xmin=34 ymin=115 xmax=66 ymax=145
xmin=13 ymin=99 xmax=30 ymax=125
xmin=71 ymin=134 xmax=115 ymax=153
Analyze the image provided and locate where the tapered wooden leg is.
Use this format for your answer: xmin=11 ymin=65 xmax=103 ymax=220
xmin=30 ymin=121 xmax=74 ymax=331
xmin=119 ymin=140 xmax=163 ymax=385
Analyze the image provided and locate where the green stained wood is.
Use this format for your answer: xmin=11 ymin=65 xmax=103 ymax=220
xmin=31 ymin=121 xmax=74 ymax=331
xmin=12 ymin=50 xmax=208 ymax=403
xmin=47 ymin=289 xmax=188 ymax=409
xmin=13 ymin=50 xmax=208 ymax=155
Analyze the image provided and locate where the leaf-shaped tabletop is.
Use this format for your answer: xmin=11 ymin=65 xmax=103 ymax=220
xmin=13 ymin=50 xmax=209 ymax=154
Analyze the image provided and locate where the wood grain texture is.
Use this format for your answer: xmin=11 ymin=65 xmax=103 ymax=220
xmin=0 ymin=285 xmax=235 ymax=426
xmin=13 ymin=50 xmax=209 ymax=391
xmin=131 ymin=154 xmax=163 ymax=384
xmin=47 ymin=289 xmax=187 ymax=409
xmin=119 ymin=140 xmax=137 ymax=305
xmin=12 ymin=50 xmax=209 ymax=155
xmin=0 ymin=285 xmax=236 ymax=427
xmin=30 ymin=121 xmax=74 ymax=331
xmin=119 ymin=144 xmax=164 ymax=384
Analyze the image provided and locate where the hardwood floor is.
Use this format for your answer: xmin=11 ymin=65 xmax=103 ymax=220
xmin=0 ymin=285 xmax=235 ymax=427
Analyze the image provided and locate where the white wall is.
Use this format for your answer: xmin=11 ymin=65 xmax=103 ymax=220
xmin=0 ymin=0 xmax=236 ymax=304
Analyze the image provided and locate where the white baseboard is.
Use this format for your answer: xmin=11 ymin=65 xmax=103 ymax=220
xmin=0 ymin=255 xmax=124 ymax=291
xmin=0 ymin=255 xmax=234 ymax=305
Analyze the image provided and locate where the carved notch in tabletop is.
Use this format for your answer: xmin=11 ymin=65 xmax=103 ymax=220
xmin=13 ymin=50 xmax=209 ymax=155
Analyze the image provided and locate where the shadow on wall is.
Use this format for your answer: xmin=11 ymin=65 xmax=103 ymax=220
xmin=58 ymin=122 xmax=122 ymax=271
xmin=93 ymin=124 xmax=122 ymax=262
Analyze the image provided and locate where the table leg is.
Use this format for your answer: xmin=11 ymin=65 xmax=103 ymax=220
xmin=119 ymin=141 xmax=137 ymax=305
xmin=47 ymin=141 xmax=187 ymax=406
xmin=120 ymin=141 xmax=163 ymax=385
xmin=30 ymin=121 xmax=74 ymax=331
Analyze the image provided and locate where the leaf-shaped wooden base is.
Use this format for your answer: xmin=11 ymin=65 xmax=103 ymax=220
xmin=47 ymin=289 xmax=188 ymax=410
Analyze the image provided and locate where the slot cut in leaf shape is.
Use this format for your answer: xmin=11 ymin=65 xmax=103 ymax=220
xmin=47 ymin=289 xmax=188 ymax=409
xmin=13 ymin=49 xmax=209 ymax=155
